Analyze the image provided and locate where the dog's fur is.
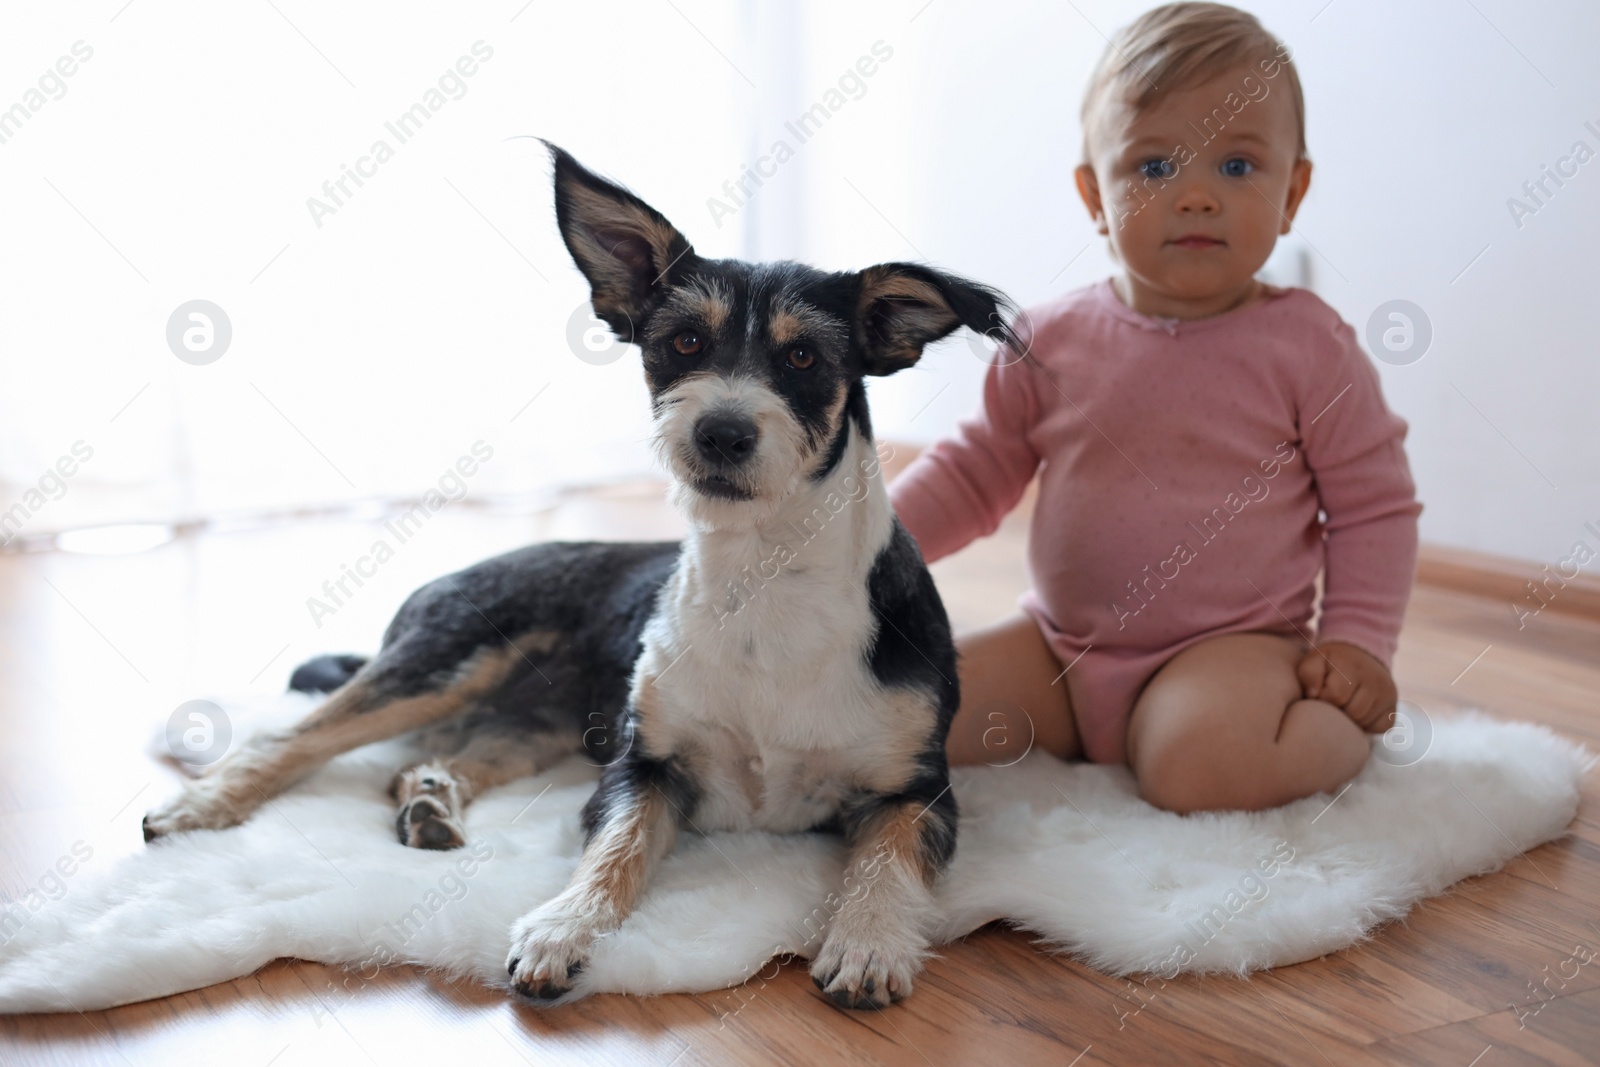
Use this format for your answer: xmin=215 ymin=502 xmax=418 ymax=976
xmin=142 ymin=143 xmax=1021 ymax=1010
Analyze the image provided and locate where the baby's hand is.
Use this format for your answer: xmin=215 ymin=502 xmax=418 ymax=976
xmin=1295 ymin=642 xmax=1398 ymax=734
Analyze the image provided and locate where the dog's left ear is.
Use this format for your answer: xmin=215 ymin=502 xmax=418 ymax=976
xmin=546 ymin=141 xmax=696 ymax=341
xmin=853 ymin=263 xmax=1021 ymax=376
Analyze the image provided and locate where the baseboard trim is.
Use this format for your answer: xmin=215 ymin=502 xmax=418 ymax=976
xmin=1416 ymin=543 xmax=1600 ymax=624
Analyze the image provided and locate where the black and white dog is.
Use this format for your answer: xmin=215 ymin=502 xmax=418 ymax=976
xmin=142 ymin=144 xmax=1020 ymax=1010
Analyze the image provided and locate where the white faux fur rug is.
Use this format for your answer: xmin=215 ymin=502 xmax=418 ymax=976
xmin=0 ymin=695 xmax=1590 ymax=1014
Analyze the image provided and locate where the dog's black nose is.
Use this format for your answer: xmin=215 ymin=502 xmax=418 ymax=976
xmin=694 ymin=414 xmax=758 ymax=465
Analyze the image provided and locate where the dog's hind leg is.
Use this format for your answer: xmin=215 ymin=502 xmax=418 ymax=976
xmin=143 ymin=640 xmax=535 ymax=841
xmin=391 ymin=718 xmax=581 ymax=850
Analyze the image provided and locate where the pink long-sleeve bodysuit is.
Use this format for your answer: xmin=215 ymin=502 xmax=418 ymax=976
xmin=888 ymin=278 xmax=1423 ymax=767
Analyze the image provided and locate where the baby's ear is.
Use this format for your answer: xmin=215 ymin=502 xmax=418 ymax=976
xmin=853 ymin=263 xmax=1021 ymax=376
xmin=547 ymin=141 xmax=696 ymax=341
xmin=1074 ymin=164 xmax=1109 ymax=236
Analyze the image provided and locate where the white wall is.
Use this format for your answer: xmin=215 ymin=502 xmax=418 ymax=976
xmin=744 ymin=0 xmax=1600 ymax=568
xmin=0 ymin=1 xmax=749 ymax=534
xmin=3 ymin=1 xmax=1594 ymax=569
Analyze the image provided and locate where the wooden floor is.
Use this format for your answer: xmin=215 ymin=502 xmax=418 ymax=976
xmin=1 ymin=479 xmax=1596 ymax=1066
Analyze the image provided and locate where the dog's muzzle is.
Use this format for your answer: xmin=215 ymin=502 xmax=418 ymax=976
xmin=690 ymin=412 xmax=759 ymax=499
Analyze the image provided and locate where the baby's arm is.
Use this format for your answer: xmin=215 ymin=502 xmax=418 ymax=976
xmin=1296 ymin=320 xmax=1424 ymax=730
xmin=888 ymin=347 xmax=1044 ymax=563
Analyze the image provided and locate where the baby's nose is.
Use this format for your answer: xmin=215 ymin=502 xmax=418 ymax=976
xmin=1175 ymin=186 xmax=1221 ymax=213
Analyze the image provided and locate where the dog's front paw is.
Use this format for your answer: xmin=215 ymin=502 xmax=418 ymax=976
xmin=809 ymin=919 xmax=930 ymax=1010
xmin=506 ymin=904 xmax=594 ymax=1003
xmin=142 ymin=786 xmax=249 ymax=842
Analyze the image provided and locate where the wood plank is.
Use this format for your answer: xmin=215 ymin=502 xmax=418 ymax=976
xmin=1366 ymin=987 xmax=1600 ymax=1067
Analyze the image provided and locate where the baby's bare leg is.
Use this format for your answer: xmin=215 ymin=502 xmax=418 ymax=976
xmin=948 ymin=614 xmax=1082 ymax=766
xmin=1126 ymin=631 xmax=1370 ymax=814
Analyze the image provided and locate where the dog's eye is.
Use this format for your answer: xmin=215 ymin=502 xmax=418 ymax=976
xmin=785 ymin=347 xmax=815 ymax=371
xmin=672 ymin=330 xmax=703 ymax=356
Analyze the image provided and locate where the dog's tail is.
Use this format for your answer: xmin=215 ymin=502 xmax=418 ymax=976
xmin=287 ymin=653 xmax=369 ymax=694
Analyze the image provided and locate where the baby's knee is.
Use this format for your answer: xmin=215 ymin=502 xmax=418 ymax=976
xmin=1136 ymin=745 xmax=1282 ymax=814
xmin=1131 ymin=711 xmax=1302 ymax=814
xmin=1133 ymin=709 xmax=1365 ymax=815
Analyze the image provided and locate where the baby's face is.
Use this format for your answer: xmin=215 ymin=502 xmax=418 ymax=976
xmin=1077 ymin=65 xmax=1312 ymax=313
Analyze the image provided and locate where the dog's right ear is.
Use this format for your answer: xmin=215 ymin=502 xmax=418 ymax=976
xmin=853 ymin=263 xmax=1023 ymax=376
xmin=545 ymin=141 xmax=696 ymax=342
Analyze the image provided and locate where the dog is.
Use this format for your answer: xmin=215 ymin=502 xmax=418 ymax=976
xmin=141 ymin=142 xmax=1022 ymax=1009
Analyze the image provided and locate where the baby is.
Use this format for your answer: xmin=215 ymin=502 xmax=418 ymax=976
xmin=889 ymin=2 xmax=1422 ymax=814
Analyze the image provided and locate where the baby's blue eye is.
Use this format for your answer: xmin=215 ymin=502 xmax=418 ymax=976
xmin=1138 ymin=158 xmax=1176 ymax=180
xmin=1221 ymin=157 xmax=1254 ymax=177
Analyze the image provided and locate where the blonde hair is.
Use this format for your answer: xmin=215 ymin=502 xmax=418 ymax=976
xmin=1080 ymin=2 xmax=1306 ymax=164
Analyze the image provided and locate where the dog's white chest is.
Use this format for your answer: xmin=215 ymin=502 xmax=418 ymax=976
xmin=687 ymin=720 xmax=858 ymax=832
xmin=662 ymin=611 xmax=886 ymax=832
xmin=635 ymin=530 xmax=899 ymax=833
